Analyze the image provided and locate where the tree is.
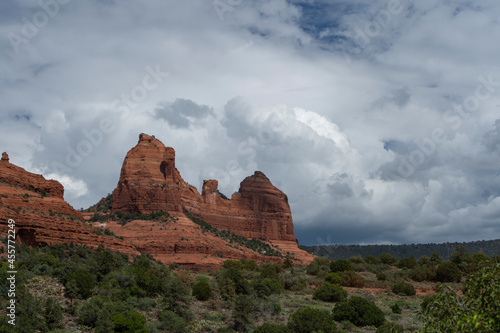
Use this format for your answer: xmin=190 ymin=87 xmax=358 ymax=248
xmin=287 ymin=307 xmax=338 ymax=333
xmin=379 ymin=253 xmax=398 ymax=265
xmin=397 ymin=255 xmax=417 ymax=269
xmin=333 ymin=296 xmax=385 ymax=327
xmin=43 ymin=297 xmax=63 ymax=332
xmin=231 ymin=295 xmax=254 ymax=332
xmin=324 ymin=272 xmax=343 ymax=285
xmin=391 ymin=281 xmax=416 ymax=296
xmin=312 ymin=283 xmax=347 ymax=303
xmin=422 ymin=262 xmax=500 ymax=332
xmin=66 ymin=269 xmax=95 ymax=299
xmin=112 ymin=310 xmax=148 ymax=333
xmin=330 ymin=259 xmax=352 ymax=272
xmin=192 ymin=279 xmax=212 ymax=301
xmin=435 ymin=262 xmax=461 ymax=283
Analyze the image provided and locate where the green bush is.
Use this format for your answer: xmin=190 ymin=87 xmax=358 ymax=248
xmin=410 ymin=265 xmax=433 ymax=282
xmin=220 ymin=268 xmax=250 ymax=295
xmin=397 ymin=256 xmax=417 ymax=269
xmin=158 ymin=310 xmax=188 ymax=333
xmin=348 ymin=256 xmax=364 ymax=264
xmin=112 ymin=310 xmax=147 ymax=333
xmin=66 ymin=269 xmax=95 ymax=299
xmin=422 ymin=262 xmax=500 ymax=331
xmin=279 ymin=271 xmax=306 ymax=291
xmin=390 ymin=303 xmax=402 ymax=314
xmin=251 ymin=278 xmax=282 ymax=297
xmin=330 ymin=259 xmax=352 ymax=272
xmin=376 ymin=322 xmax=404 ymax=333
xmin=254 ymin=322 xmax=293 ymax=333
xmin=364 ymin=255 xmax=380 ymax=264
xmin=339 ymin=271 xmax=365 ymax=287
xmin=231 ymin=295 xmax=254 ymax=332
xmin=379 ymin=253 xmax=398 ymax=265
xmin=435 ymin=262 xmax=461 ymax=282
xmin=391 ymin=281 xmax=416 ymax=296
xmin=332 ymin=296 xmax=385 ymax=327
xmin=307 ymin=257 xmax=331 ymax=276
xmin=43 ymin=297 xmax=64 ymax=331
xmin=376 ymin=272 xmax=387 ymax=281
xmin=287 ymin=307 xmax=338 ymax=333
xmin=192 ymin=279 xmax=212 ymax=301
xmin=325 ymin=272 xmax=343 ymax=285
xmin=312 ymin=283 xmax=348 ymax=303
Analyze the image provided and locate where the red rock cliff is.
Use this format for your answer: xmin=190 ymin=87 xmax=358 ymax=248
xmin=111 ymin=134 xmax=297 ymax=243
xmin=0 ymin=153 xmax=139 ymax=256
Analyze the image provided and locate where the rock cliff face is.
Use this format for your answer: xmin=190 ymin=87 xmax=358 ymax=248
xmin=0 ymin=154 xmax=138 ymax=256
xmin=109 ymin=134 xmax=315 ymax=265
xmin=112 ymin=134 xmax=296 ymax=242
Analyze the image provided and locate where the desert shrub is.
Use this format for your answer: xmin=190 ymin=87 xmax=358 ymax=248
xmin=391 ymin=281 xmax=416 ymax=296
xmin=449 ymin=246 xmax=468 ymax=268
xmin=422 ymin=263 xmax=500 ymax=331
xmin=260 ymin=263 xmax=283 ymax=279
xmin=376 ymin=322 xmax=404 ymax=333
xmin=306 ymin=257 xmax=330 ymax=276
xmin=464 ymin=252 xmax=490 ymax=273
xmin=280 ymin=271 xmax=306 ymax=291
xmin=287 ymin=307 xmax=338 ymax=333
xmin=435 ymin=262 xmax=461 ymax=283
xmin=429 ymin=251 xmax=442 ymax=263
xmin=112 ymin=310 xmax=147 ymax=333
xmin=379 ymin=253 xmax=398 ymax=265
xmin=66 ymin=269 xmax=94 ymax=299
xmin=158 ymin=310 xmax=188 ymax=333
xmin=376 ymin=272 xmax=387 ymax=281
xmin=330 ymin=259 xmax=352 ymax=272
xmin=254 ymin=322 xmax=293 ymax=333
xmin=192 ymin=279 xmax=212 ymax=301
xmin=313 ymin=283 xmax=348 ymax=303
xmin=251 ymin=278 xmax=282 ymax=297
xmin=333 ymin=296 xmax=385 ymax=327
xmin=410 ymin=265 xmax=433 ymax=282
xmin=418 ymin=255 xmax=430 ymax=266
xmin=397 ymin=256 xmax=417 ymax=269
xmin=348 ymin=256 xmax=364 ymax=264
xmin=339 ymin=271 xmax=365 ymax=288
xmin=325 ymin=272 xmax=343 ymax=285
xmin=220 ymin=268 xmax=250 ymax=295
xmin=390 ymin=303 xmax=402 ymax=314
xmin=364 ymin=255 xmax=380 ymax=264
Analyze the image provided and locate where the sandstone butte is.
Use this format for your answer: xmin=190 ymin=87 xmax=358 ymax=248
xmin=0 ymin=134 xmax=314 ymax=270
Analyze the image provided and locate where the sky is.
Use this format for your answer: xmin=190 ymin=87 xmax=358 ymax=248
xmin=1 ymin=0 xmax=500 ymax=246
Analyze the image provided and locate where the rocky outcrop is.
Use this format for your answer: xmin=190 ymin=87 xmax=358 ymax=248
xmin=110 ymin=134 xmax=314 ymax=265
xmin=0 ymin=154 xmax=139 ymax=256
xmin=112 ymin=134 xmax=296 ymax=242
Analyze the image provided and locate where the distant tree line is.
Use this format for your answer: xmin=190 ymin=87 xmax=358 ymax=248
xmin=301 ymin=239 xmax=500 ymax=260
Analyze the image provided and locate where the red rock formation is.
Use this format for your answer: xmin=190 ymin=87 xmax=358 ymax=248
xmin=0 ymin=153 xmax=139 ymax=256
xmin=110 ymin=134 xmax=315 ymax=265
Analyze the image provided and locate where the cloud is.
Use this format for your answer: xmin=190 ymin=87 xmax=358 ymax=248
xmin=2 ymin=0 xmax=500 ymax=246
xmin=154 ymin=98 xmax=214 ymax=128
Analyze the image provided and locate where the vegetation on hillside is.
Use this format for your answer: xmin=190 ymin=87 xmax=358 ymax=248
xmin=1 ymin=241 xmax=498 ymax=332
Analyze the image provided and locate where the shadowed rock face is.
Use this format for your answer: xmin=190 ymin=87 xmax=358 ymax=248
xmin=111 ymin=134 xmax=297 ymax=242
xmin=0 ymin=153 xmax=139 ymax=256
